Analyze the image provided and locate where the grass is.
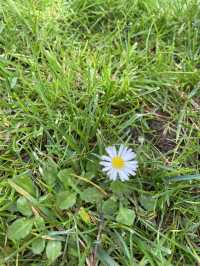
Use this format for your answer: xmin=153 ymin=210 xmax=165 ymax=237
xmin=0 ymin=0 xmax=200 ymax=265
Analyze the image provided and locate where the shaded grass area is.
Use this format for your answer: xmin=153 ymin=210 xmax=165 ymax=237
xmin=0 ymin=0 xmax=200 ymax=265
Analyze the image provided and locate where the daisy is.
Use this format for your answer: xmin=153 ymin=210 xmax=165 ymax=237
xmin=100 ymin=145 xmax=138 ymax=181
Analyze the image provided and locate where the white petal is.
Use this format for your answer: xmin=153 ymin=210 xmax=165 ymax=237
xmin=101 ymin=155 xmax=111 ymax=161
xmin=107 ymin=169 xmax=117 ymax=180
xmin=124 ymin=168 xmax=136 ymax=176
xmin=126 ymin=166 xmax=137 ymax=174
xmin=130 ymin=171 xmax=136 ymax=176
xmin=110 ymin=169 xmax=117 ymax=181
xmin=125 ymin=167 xmax=137 ymax=175
xmin=127 ymin=168 xmax=137 ymax=175
xmin=118 ymin=170 xmax=129 ymax=181
xmin=120 ymin=146 xmax=128 ymax=157
xmin=123 ymin=168 xmax=131 ymax=176
xmin=100 ymin=161 xmax=111 ymax=167
xmin=123 ymin=150 xmax=136 ymax=161
xmin=106 ymin=146 xmax=117 ymax=157
xmin=118 ymin=144 xmax=125 ymax=156
xmin=125 ymin=161 xmax=138 ymax=169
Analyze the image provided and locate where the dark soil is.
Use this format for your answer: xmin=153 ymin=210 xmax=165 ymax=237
xmin=147 ymin=115 xmax=176 ymax=153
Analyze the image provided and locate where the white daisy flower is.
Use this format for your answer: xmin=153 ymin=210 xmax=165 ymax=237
xmin=100 ymin=145 xmax=138 ymax=181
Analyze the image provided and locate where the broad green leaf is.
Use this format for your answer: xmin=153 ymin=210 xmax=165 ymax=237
xmin=139 ymin=194 xmax=156 ymax=211
xmin=58 ymin=168 xmax=74 ymax=188
xmin=85 ymin=160 xmax=98 ymax=179
xmin=8 ymin=218 xmax=33 ymax=241
xmin=16 ymin=197 xmax=32 ymax=217
xmin=116 ymin=207 xmax=135 ymax=226
xmin=31 ymin=238 xmax=45 ymax=254
xmin=102 ymin=199 xmax=118 ymax=216
xmin=80 ymin=187 xmax=103 ymax=203
xmin=8 ymin=180 xmax=38 ymax=206
xmin=13 ymin=174 xmax=36 ymax=196
xmin=46 ymin=240 xmax=62 ymax=262
xmin=110 ymin=181 xmax=131 ymax=194
xmin=42 ymin=160 xmax=58 ymax=187
xmin=34 ymin=216 xmax=46 ymax=232
xmin=86 ymin=160 xmax=98 ymax=173
xmin=56 ymin=191 xmax=76 ymax=210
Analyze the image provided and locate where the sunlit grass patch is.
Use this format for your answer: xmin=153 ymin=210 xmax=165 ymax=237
xmin=1 ymin=0 xmax=200 ymax=265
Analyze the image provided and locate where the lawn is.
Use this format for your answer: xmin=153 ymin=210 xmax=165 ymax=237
xmin=1 ymin=0 xmax=200 ymax=265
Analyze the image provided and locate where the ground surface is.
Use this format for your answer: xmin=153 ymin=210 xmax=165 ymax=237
xmin=1 ymin=0 xmax=200 ymax=265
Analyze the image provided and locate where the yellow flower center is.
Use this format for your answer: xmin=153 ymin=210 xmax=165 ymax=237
xmin=112 ymin=156 xmax=125 ymax=169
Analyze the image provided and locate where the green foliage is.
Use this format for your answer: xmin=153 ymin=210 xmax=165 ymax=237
xmin=34 ymin=216 xmax=46 ymax=232
xmin=80 ymin=187 xmax=103 ymax=203
xmin=58 ymin=168 xmax=75 ymax=188
xmin=8 ymin=218 xmax=33 ymax=241
xmin=42 ymin=160 xmax=58 ymax=187
xmin=110 ymin=181 xmax=132 ymax=195
xmin=16 ymin=197 xmax=33 ymax=217
xmin=56 ymin=191 xmax=77 ymax=210
xmin=31 ymin=238 xmax=46 ymax=255
xmin=13 ymin=174 xmax=36 ymax=196
xmin=116 ymin=207 xmax=136 ymax=226
xmin=46 ymin=240 xmax=62 ymax=263
xmin=1 ymin=0 xmax=200 ymax=264
xmin=102 ymin=198 xmax=118 ymax=216
xmin=139 ymin=194 xmax=156 ymax=211
xmin=97 ymin=247 xmax=120 ymax=266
